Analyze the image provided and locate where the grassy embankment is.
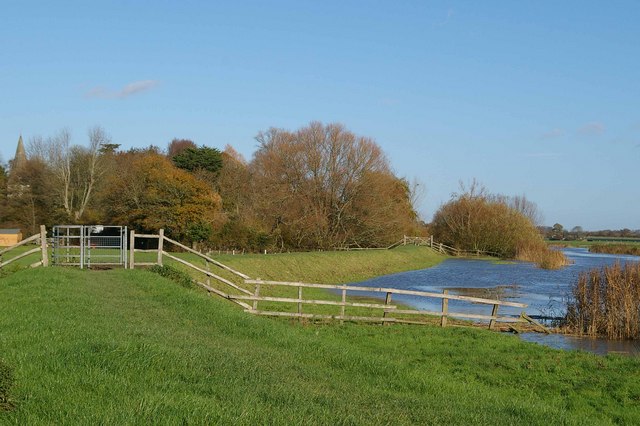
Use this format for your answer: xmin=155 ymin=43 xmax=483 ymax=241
xmin=1 ymin=267 xmax=640 ymax=423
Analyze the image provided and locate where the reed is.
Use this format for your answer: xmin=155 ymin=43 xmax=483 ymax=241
xmin=516 ymin=243 xmax=570 ymax=270
xmin=589 ymin=243 xmax=640 ymax=256
xmin=564 ymin=262 xmax=640 ymax=339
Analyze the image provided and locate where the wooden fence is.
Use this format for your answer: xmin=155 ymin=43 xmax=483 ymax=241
xmin=0 ymin=225 xmax=48 ymax=269
xmin=403 ymin=235 xmax=503 ymax=258
xmin=129 ymin=229 xmax=539 ymax=330
xmin=241 ymin=279 xmax=528 ymax=329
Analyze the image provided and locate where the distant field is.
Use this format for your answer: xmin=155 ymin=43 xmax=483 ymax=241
xmin=1 ymin=268 xmax=639 ymax=423
xmin=547 ymin=239 xmax=640 ymax=248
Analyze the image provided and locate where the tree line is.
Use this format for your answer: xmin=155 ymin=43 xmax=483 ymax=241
xmin=0 ymin=122 xmax=424 ymax=251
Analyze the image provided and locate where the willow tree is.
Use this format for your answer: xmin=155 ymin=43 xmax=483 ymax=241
xmin=250 ymin=122 xmax=418 ymax=249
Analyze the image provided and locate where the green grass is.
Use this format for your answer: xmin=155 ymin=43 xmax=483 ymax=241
xmin=189 ymin=245 xmax=446 ymax=284
xmin=144 ymin=245 xmax=451 ymax=319
xmin=1 ymin=267 xmax=640 ymax=424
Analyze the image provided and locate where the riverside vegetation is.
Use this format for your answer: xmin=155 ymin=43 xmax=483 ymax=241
xmin=564 ymin=262 xmax=640 ymax=340
xmin=431 ymin=183 xmax=569 ymax=269
xmin=2 ymin=267 xmax=640 ymax=423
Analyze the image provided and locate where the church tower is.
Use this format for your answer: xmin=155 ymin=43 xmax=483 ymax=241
xmin=11 ymin=135 xmax=27 ymax=174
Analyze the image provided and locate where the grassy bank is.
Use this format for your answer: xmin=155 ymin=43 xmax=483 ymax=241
xmin=207 ymin=245 xmax=446 ymax=284
xmin=1 ymin=268 xmax=640 ymax=424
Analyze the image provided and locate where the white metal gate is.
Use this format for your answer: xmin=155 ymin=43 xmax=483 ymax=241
xmin=52 ymin=225 xmax=128 ymax=268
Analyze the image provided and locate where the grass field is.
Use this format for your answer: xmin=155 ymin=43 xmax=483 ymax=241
xmin=1 ymin=267 xmax=640 ymax=424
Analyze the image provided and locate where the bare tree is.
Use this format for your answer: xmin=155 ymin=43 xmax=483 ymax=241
xmin=250 ymin=122 xmax=417 ymax=248
xmin=27 ymin=126 xmax=109 ymax=221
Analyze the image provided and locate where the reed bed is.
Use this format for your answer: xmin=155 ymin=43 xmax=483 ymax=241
xmin=516 ymin=244 xmax=570 ymax=270
xmin=589 ymin=243 xmax=640 ymax=256
xmin=564 ymin=262 xmax=640 ymax=339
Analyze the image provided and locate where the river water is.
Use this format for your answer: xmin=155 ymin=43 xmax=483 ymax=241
xmin=349 ymin=248 xmax=640 ymax=355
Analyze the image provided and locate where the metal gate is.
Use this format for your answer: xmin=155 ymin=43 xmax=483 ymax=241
xmin=52 ymin=225 xmax=128 ymax=268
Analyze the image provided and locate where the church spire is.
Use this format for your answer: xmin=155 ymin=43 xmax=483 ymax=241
xmin=12 ymin=135 xmax=27 ymax=173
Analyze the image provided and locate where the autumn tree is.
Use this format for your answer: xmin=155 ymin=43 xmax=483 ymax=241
xmin=100 ymin=150 xmax=224 ymax=245
xmin=250 ymin=122 xmax=418 ymax=249
xmin=431 ymin=184 xmax=551 ymax=259
xmin=167 ymin=138 xmax=196 ymax=157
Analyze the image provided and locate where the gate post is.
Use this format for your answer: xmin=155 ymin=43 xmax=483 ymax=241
xmin=129 ymin=230 xmax=135 ymax=269
xmin=157 ymin=229 xmax=164 ymax=266
xmin=40 ymin=225 xmax=48 ymax=267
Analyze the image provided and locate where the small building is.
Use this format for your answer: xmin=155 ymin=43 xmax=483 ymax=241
xmin=0 ymin=229 xmax=22 ymax=246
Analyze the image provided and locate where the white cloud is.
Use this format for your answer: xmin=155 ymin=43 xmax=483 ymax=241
xmin=85 ymin=80 xmax=160 ymax=99
xmin=578 ymin=121 xmax=605 ymax=136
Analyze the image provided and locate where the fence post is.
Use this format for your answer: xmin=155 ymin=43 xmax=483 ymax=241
xmin=129 ymin=230 xmax=135 ymax=269
xmin=489 ymin=304 xmax=499 ymax=330
xmin=403 ymin=235 xmax=407 ymax=245
xmin=157 ymin=229 xmax=164 ymax=266
xmin=205 ymin=261 xmax=211 ymax=289
xmin=340 ymin=288 xmax=346 ymax=324
xmin=382 ymin=292 xmax=392 ymax=325
xmin=39 ymin=225 xmax=48 ymax=267
xmin=298 ymin=286 xmax=303 ymax=322
xmin=441 ymin=290 xmax=449 ymax=327
xmin=430 ymin=235 xmax=434 ymax=247
xmin=253 ymin=284 xmax=261 ymax=312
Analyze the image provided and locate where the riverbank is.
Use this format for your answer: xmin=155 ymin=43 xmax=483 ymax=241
xmin=1 ymin=268 xmax=639 ymax=423
xmin=208 ymin=245 xmax=447 ymax=284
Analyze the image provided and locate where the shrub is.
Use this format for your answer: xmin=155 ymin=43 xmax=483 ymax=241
xmin=149 ymin=265 xmax=195 ymax=289
xmin=431 ymin=185 xmax=568 ymax=269
xmin=564 ymin=262 xmax=640 ymax=339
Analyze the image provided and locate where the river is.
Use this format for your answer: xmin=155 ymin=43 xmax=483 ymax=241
xmin=349 ymin=248 xmax=640 ymax=355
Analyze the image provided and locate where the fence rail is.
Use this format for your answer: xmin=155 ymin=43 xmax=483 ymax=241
xmin=126 ymin=229 xmax=544 ymax=332
xmin=403 ymin=235 xmax=503 ymax=258
xmin=0 ymin=226 xmax=48 ymax=269
xmin=241 ymin=278 xmax=527 ymax=329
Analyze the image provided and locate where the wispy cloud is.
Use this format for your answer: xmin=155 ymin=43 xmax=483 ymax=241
xmin=540 ymin=128 xmax=564 ymax=139
xmin=578 ymin=121 xmax=605 ymax=136
xmin=85 ymin=80 xmax=160 ymax=99
xmin=523 ymin=152 xmax=562 ymax=159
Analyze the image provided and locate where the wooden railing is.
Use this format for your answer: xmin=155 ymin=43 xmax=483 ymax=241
xmin=129 ymin=229 xmax=253 ymax=309
xmin=0 ymin=225 xmax=49 ymax=270
xmin=129 ymin=229 xmax=545 ymax=331
xmin=239 ymin=279 xmax=528 ymax=329
xmin=403 ymin=235 xmax=503 ymax=258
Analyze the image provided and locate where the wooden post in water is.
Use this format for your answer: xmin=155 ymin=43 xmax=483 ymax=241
xmin=40 ymin=225 xmax=48 ymax=267
xmin=157 ymin=229 xmax=164 ymax=266
xmin=441 ymin=290 xmax=449 ymax=327
xmin=489 ymin=304 xmax=499 ymax=330
xmin=129 ymin=230 xmax=135 ymax=269
xmin=382 ymin=292 xmax=393 ymax=325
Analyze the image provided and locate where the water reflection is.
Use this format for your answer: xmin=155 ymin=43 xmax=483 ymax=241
xmin=349 ymin=248 xmax=640 ymax=355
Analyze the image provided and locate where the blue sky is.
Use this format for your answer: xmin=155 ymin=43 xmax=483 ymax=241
xmin=1 ymin=1 xmax=638 ymax=230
